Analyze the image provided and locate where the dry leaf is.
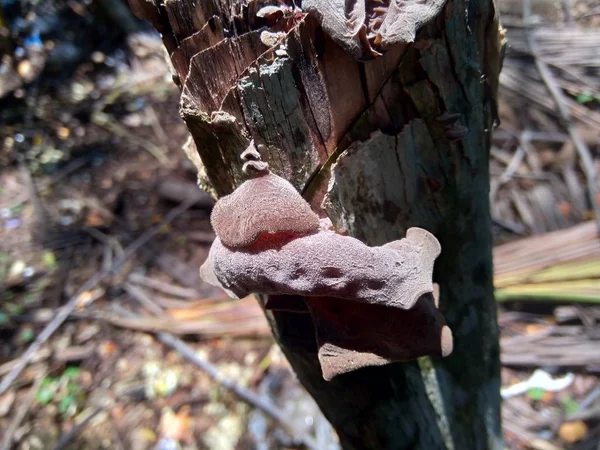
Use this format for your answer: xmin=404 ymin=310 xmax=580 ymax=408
xmin=559 ymin=420 xmax=588 ymax=444
xmin=0 ymin=390 xmax=16 ymax=417
xmin=159 ymin=406 xmax=193 ymax=442
xmin=97 ymin=340 xmax=118 ymax=358
xmin=75 ymin=288 xmax=104 ymax=310
xmin=85 ymin=211 xmax=106 ymax=227
xmin=525 ymin=324 xmax=548 ymax=335
xmin=557 ymin=201 xmax=572 ymax=217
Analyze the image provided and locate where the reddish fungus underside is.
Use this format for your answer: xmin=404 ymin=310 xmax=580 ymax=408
xmin=305 ymin=295 xmax=453 ymax=380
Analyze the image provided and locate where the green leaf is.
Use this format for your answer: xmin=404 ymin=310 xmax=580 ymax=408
xmin=561 ymin=396 xmax=579 ymax=414
xmin=527 ymin=388 xmax=545 ymax=401
xmin=19 ymin=327 xmax=34 ymax=343
xmin=36 ymin=387 xmax=55 ymax=404
xmin=23 ymin=293 xmax=37 ymax=305
xmin=36 ymin=378 xmax=58 ymax=404
xmin=67 ymin=380 xmax=83 ymax=395
xmin=58 ymin=394 xmax=76 ymax=414
xmin=576 ymin=93 xmax=596 ymax=104
xmin=4 ymin=302 xmax=23 ymax=315
xmin=40 ymin=377 xmax=56 ymax=387
xmin=0 ymin=312 xmax=8 ymax=326
xmin=42 ymin=251 xmax=57 ymax=270
xmin=62 ymin=366 xmax=81 ymax=380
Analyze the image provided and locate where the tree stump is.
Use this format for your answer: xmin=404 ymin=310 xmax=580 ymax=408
xmin=127 ymin=0 xmax=505 ymax=448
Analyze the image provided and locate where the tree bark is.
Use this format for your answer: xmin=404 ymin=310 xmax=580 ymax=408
xmin=128 ymin=0 xmax=505 ymax=448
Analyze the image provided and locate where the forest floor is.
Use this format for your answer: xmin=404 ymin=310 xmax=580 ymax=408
xmin=0 ymin=0 xmax=599 ymax=449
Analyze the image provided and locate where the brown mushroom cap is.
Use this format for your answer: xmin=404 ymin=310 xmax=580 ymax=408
xmin=210 ymin=171 xmax=320 ymax=248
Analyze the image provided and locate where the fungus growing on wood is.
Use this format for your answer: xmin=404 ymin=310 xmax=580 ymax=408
xmin=205 ymin=229 xmax=440 ymax=309
xmin=200 ymin=142 xmax=453 ymax=380
xmin=306 ymin=295 xmax=453 ymax=380
xmin=210 ymin=143 xmax=320 ymax=249
xmin=303 ymin=0 xmax=448 ymax=60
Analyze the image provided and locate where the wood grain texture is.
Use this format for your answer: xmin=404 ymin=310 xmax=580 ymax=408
xmin=127 ymin=0 xmax=505 ymax=447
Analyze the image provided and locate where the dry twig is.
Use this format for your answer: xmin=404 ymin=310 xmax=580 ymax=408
xmin=157 ymin=333 xmax=319 ymax=450
xmin=53 ymin=404 xmax=108 ymax=450
xmin=82 ymin=309 xmax=269 ymax=337
xmin=0 ymin=370 xmax=47 ymax=450
xmin=124 ymin=289 xmax=318 ymax=449
xmin=127 ymin=273 xmax=198 ymax=298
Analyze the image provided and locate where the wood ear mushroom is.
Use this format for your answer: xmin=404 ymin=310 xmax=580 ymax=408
xmin=200 ymin=157 xmax=453 ymax=380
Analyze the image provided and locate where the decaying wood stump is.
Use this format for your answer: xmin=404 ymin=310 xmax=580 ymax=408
xmin=127 ymin=0 xmax=505 ymax=448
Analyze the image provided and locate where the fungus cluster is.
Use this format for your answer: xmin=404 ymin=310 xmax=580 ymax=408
xmin=200 ymin=142 xmax=453 ymax=380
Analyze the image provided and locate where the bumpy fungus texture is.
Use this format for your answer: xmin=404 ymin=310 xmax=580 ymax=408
xmin=210 ymin=171 xmax=320 ymax=248
xmin=303 ymin=0 xmax=448 ymax=60
xmin=200 ymin=167 xmax=452 ymax=380
xmin=207 ymin=229 xmax=439 ymax=309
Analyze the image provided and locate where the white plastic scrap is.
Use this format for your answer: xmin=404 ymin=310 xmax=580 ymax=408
xmin=501 ymin=369 xmax=575 ymax=399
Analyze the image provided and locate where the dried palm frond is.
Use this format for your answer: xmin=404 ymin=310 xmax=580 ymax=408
xmin=494 ymin=221 xmax=600 ymax=302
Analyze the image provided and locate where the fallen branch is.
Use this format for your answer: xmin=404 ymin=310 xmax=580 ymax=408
xmin=124 ymin=288 xmax=317 ymax=449
xmin=156 ymin=333 xmax=319 ymax=450
xmin=91 ymin=111 xmax=170 ymax=166
xmin=53 ymin=404 xmax=107 ymax=450
xmin=502 ymin=339 xmax=600 ymax=367
xmin=0 ymin=198 xmax=198 ymax=396
xmin=0 ymin=348 xmax=51 ymax=377
xmin=127 ymin=273 xmax=198 ymax=298
xmin=80 ymin=308 xmax=270 ymax=337
xmin=494 ymin=221 xmax=599 ymax=286
xmin=156 ymin=179 xmax=214 ymax=208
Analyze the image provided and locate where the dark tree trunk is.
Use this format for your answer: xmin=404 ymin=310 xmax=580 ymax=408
xmin=127 ymin=0 xmax=505 ymax=448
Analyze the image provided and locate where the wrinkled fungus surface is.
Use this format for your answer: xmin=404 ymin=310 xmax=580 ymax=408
xmin=207 ymin=229 xmax=439 ymax=310
xmin=210 ymin=172 xmax=320 ymax=248
xmin=200 ymin=163 xmax=452 ymax=380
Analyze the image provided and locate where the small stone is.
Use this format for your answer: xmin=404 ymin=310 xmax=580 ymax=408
xmin=17 ymin=60 xmax=33 ymax=80
xmin=57 ymin=126 xmax=70 ymax=139
xmin=91 ymin=51 xmax=105 ymax=64
xmin=8 ymin=260 xmax=26 ymax=278
xmin=4 ymin=218 xmax=22 ymax=229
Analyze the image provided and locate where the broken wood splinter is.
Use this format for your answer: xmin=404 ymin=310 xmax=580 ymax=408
xmin=303 ymin=0 xmax=449 ymax=60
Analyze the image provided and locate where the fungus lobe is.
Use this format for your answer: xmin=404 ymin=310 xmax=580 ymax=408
xmin=200 ymin=148 xmax=452 ymax=380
